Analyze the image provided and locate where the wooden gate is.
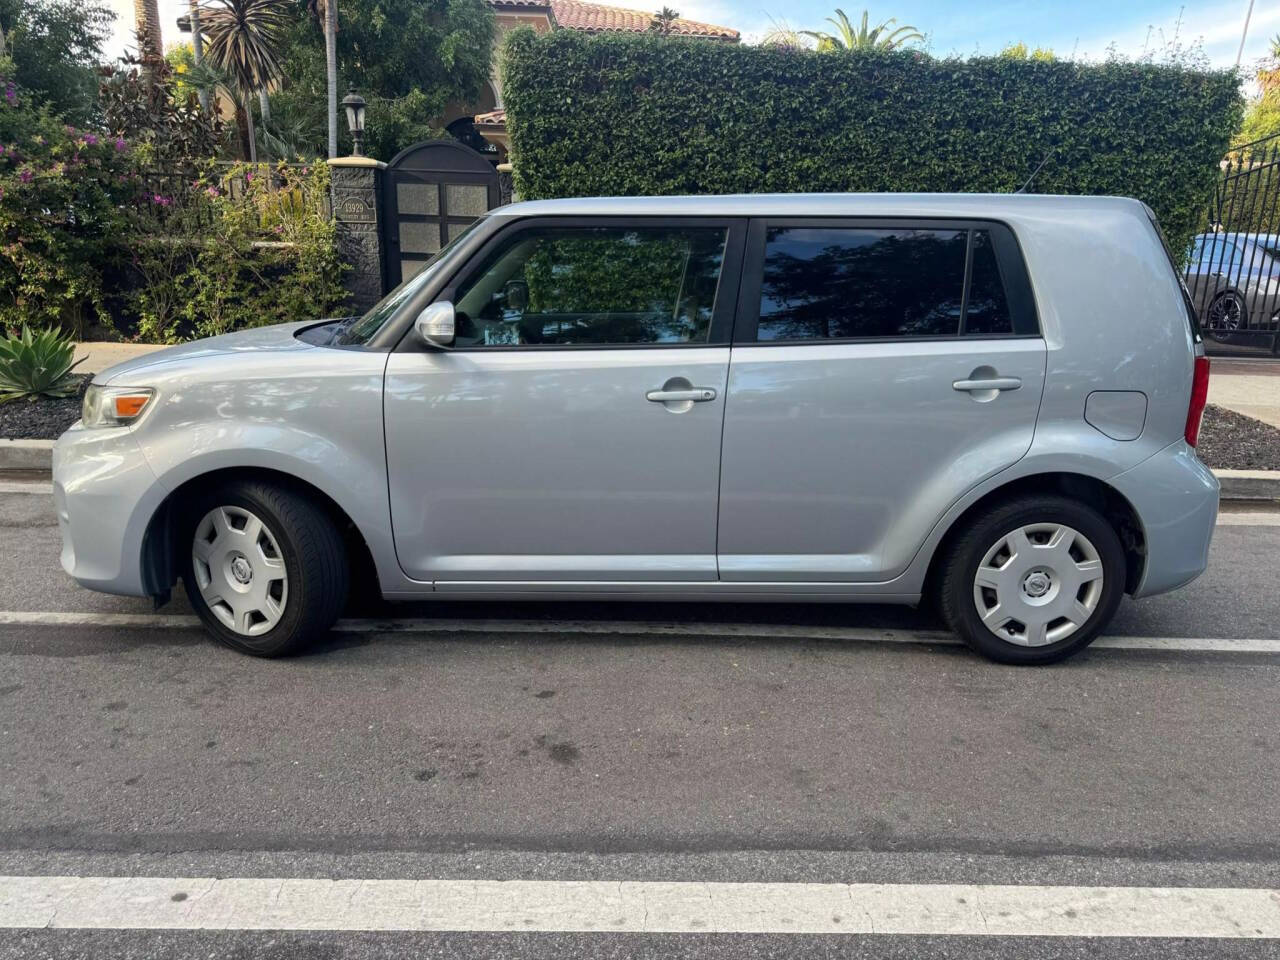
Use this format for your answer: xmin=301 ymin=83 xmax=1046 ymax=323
xmin=382 ymin=139 xmax=501 ymax=288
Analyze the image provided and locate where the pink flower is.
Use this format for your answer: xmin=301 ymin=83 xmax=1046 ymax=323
xmin=19 ymin=169 xmax=32 ymax=183
xmin=273 ymin=224 xmax=284 ymax=234
xmin=4 ymin=84 xmax=14 ymax=104
xmin=114 ymin=138 xmax=127 ymax=152
xmin=84 ymin=133 xmax=98 ymax=146
xmin=151 ymin=193 xmax=172 ymax=206
xmin=206 ymin=185 xmax=220 ymax=197
xmin=245 ymin=172 xmax=254 ymax=182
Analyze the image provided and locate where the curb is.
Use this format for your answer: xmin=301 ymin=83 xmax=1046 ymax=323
xmin=0 ymin=439 xmax=54 ymax=472
xmin=3 ymin=440 xmax=1280 ymax=502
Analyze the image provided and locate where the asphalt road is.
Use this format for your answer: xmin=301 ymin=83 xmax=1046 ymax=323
xmin=1 ymin=486 xmax=1279 ymax=958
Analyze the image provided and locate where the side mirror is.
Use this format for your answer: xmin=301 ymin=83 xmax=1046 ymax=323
xmin=415 ymin=301 xmax=455 ymax=349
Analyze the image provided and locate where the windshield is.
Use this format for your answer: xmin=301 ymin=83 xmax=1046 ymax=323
xmin=338 ymin=216 xmax=489 ymax=345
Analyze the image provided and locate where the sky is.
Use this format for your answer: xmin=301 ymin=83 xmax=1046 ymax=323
xmin=106 ymin=0 xmax=1278 ymax=75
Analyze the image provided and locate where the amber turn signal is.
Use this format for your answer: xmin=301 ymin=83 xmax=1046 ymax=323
xmin=113 ymin=394 xmax=152 ymax=419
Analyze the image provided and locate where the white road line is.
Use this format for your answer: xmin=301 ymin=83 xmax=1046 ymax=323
xmin=0 ymin=876 xmax=1277 ymax=936
xmin=0 ymin=610 xmax=1278 ymax=653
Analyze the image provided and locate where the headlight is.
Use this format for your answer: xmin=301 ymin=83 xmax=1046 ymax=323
xmin=81 ymin=385 xmax=156 ymax=428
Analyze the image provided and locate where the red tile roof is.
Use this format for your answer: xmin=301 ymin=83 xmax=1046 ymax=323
xmin=489 ymin=0 xmax=738 ymax=41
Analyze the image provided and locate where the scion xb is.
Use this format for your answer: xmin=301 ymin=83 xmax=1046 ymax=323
xmin=53 ymin=194 xmax=1217 ymax=664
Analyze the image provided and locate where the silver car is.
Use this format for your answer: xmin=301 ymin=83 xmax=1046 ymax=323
xmin=53 ymin=194 xmax=1217 ymax=665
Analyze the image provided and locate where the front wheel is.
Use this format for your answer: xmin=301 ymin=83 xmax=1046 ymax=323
xmin=1205 ymin=290 xmax=1246 ymax=343
xmin=937 ymin=495 xmax=1126 ymax=665
xmin=182 ymin=480 xmax=349 ymax=657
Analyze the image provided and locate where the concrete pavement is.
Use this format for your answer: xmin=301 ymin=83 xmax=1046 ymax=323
xmin=1210 ymin=359 xmax=1280 ymax=429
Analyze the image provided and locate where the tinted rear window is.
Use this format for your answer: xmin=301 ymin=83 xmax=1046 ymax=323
xmin=754 ymin=223 xmax=1037 ymax=342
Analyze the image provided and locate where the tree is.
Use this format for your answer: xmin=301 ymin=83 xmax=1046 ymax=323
xmin=0 ymin=0 xmax=114 ymax=122
xmin=271 ymin=0 xmax=494 ymax=161
xmin=199 ymin=0 xmax=291 ymax=160
xmin=801 ymin=8 xmax=923 ymax=52
xmin=648 ymin=7 xmax=678 ymax=35
xmin=133 ymin=0 xmax=162 ymax=60
xmin=1238 ymin=35 xmax=1280 ymax=146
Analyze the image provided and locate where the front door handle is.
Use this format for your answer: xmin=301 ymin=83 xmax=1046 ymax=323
xmin=953 ymin=377 xmax=1022 ymax=393
xmin=646 ymin=387 xmax=717 ymax=403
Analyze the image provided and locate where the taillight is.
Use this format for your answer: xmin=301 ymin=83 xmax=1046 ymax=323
xmin=1185 ymin=356 xmax=1210 ymax=447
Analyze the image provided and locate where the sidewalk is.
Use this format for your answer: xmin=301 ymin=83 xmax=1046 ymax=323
xmin=73 ymin=341 xmax=166 ymax=375
xmin=1209 ymin=359 xmax=1280 ymax=429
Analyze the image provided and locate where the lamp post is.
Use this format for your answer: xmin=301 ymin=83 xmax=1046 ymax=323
xmin=341 ymin=85 xmax=367 ymax=157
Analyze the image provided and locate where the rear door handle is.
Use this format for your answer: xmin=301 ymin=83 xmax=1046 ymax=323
xmin=953 ymin=377 xmax=1022 ymax=393
xmin=646 ymin=387 xmax=717 ymax=403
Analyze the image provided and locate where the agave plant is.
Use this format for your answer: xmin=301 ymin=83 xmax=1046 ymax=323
xmin=0 ymin=326 xmax=84 ymax=404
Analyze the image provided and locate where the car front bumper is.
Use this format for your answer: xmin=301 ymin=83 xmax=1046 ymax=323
xmin=1109 ymin=440 xmax=1219 ymax=599
xmin=52 ymin=424 xmax=167 ymax=597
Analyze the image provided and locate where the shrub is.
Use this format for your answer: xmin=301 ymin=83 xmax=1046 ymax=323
xmin=0 ymin=60 xmax=136 ymax=334
xmin=128 ymin=161 xmax=348 ymax=343
xmin=0 ymin=323 xmax=82 ymax=402
xmin=502 ymin=31 xmax=1243 ymax=255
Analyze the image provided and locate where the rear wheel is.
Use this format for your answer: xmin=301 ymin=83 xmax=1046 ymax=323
xmin=937 ymin=495 xmax=1126 ymax=665
xmin=182 ymin=480 xmax=349 ymax=657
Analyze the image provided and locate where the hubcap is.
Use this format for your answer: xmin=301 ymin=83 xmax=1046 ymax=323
xmin=191 ymin=506 xmax=288 ymax=637
xmin=972 ymin=523 xmax=1104 ymax=647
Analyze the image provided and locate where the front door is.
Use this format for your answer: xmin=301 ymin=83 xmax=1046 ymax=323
xmin=384 ymin=217 xmax=745 ymax=583
xmin=717 ymin=219 xmax=1047 ymax=581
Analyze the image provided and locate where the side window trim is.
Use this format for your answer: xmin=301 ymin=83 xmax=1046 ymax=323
xmin=410 ymin=215 xmax=749 ymax=351
xmin=732 ymin=216 xmax=1041 ymax=345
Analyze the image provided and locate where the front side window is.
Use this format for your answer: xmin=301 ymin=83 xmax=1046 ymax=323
xmin=452 ymin=226 xmax=727 ymax=347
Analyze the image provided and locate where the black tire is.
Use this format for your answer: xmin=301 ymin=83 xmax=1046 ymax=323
xmin=1205 ymin=290 xmax=1246 ymax=344
xmin=937 ymin=495 xmax=1126 ymax=665
xmin=181 ymin=480 xmax=349 ymax=657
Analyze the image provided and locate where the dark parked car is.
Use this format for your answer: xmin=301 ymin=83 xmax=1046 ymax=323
xmin=1186 ymin=232 xmax=1280 ymax=345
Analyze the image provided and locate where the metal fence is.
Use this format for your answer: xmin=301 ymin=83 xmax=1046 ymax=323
xmin=1185 ymin=133 xmax=1280 ymax=356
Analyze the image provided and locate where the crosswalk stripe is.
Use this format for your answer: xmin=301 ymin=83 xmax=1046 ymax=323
xmin=0 ymin=876 xmax=1277 ymax=936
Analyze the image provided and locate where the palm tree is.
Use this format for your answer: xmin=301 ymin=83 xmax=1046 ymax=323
xmin=801 ymin=8 xmax=923 ymax=52
xmin=649 ymin=7 xmax=679 ymax=35
xmin=189 ymin=0 xmax=209 ymax=112
xmin=134 ymin=0 xmax=163 ymax=60
xmin=1259 ymin=34 xmax=1280 ymax=96
xmin=307 ymin=0 xmax=339 ymax=159
xmin=199 ymin=0 xmax=292 ymax=161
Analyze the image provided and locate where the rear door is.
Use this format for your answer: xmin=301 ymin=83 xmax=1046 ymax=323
xmin=717 ymin=218 xmax=1047 ymax=582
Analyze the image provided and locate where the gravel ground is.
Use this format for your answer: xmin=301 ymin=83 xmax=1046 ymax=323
xmin=1 ymin=385 xmax=1278 ymax=471
xmin=0 ymin=375 xmax=88 ymax=440
xmin=1196 ymin=404 xmax=1280 ymax=471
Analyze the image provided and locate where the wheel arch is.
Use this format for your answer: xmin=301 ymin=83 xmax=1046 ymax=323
xmin=922 ymin=472 xmax=1146 ymax=601
xmin=140 ymin=466 xmax=381 ymax=605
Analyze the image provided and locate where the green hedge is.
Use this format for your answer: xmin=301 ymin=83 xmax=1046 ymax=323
xmin=502 ymin=31 xmax=1242 ymax=254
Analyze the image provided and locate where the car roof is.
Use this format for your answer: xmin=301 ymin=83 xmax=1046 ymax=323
xmin=490 ymin=192 xmax=1147 ymax=220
